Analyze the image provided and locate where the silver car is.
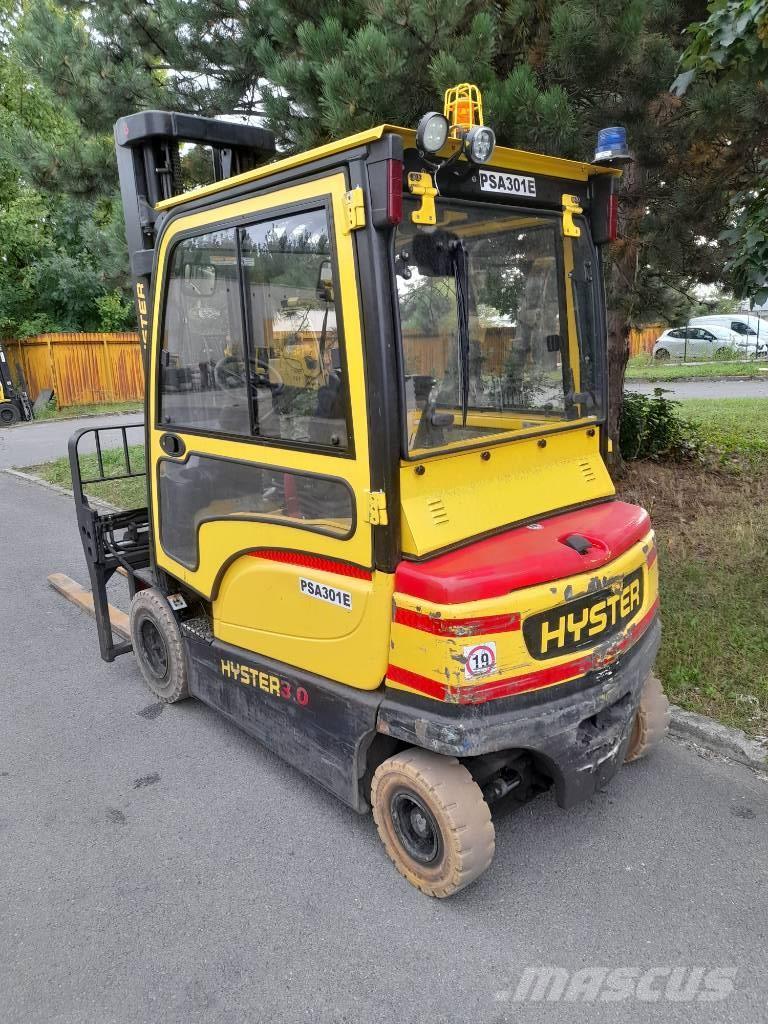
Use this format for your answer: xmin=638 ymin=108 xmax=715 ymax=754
xmin=652 ymin=325 xmax=740 ymax=361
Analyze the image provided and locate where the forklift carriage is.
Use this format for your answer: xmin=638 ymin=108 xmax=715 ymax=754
xmin=69 ymin=94 xmax=668 ymax=896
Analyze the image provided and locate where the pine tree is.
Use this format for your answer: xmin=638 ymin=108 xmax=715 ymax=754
xmin=10 ymin=0 xmax=768 ymax=441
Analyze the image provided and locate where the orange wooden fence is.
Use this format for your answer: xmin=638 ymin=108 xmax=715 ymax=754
xmin=6 ymin=332 xmax=144 ymax=408
xmin=628 ymin=324 xmax=665 ymax=357
xmin=5 ymin=324 xmax=663 ymax=409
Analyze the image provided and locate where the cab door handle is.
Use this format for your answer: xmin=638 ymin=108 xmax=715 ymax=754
xmin=159 ymin=433 xmax=186 ymax=457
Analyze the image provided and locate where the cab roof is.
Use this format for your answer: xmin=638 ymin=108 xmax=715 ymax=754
xmin=154 ymin=124 xmax=619 ymax=213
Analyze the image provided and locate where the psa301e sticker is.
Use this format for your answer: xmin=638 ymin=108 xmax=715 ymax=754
xmin=299 ymin=577 xmax=352 ymax=611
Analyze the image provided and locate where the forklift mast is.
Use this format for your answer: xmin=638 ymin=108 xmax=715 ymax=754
xmin=114 ymin=111 xmax=276 ymax=355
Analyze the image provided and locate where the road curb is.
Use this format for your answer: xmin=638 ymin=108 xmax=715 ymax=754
xmin=669 ymin=705 xmax=768 ymax=771
xmin=3 ymin=468 xmax=120 ymax=513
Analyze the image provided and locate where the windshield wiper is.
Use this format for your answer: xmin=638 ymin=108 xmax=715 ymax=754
xmin=450 ymin=239 xmax=471 ymax=426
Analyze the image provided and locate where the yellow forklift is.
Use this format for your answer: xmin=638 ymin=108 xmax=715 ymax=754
xmin=68 ymin=90 xmax=668 ymax=896
xmin=0 ymin=344 xmax=33 ymax=425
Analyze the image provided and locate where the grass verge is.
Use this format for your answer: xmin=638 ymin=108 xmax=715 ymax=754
xmin=26 ymin=443 xmax=147 ymax=508
xmin=626 ymin=354 xmax=766 ymax=381
xmin=620 ymin=459 xmax=768 ymax=737
xmin=32 ymin=399 xmax=143 ymax=421
xmin=678 ymin=398 xmax=768 ymax=464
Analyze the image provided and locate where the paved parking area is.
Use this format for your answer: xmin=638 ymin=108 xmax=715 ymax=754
xmin=0 ymin=413 xmax=143 ymax=470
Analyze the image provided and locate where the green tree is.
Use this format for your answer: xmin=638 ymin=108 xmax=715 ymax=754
xmin=11 ymin=0 xmax=768 ymax=445
xmin=0 ymin=4 xmax=135 ymax=337
xmin=676 ymin=0 xmax=768 ymax=304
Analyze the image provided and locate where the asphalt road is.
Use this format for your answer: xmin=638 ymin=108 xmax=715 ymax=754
xmin=1 ymin=469 xmax=767 ymax=1024
xmin=0 ymin=413 xmax=143 ymax=471
xmin=628 ymin=377 xmax=768 ymax=399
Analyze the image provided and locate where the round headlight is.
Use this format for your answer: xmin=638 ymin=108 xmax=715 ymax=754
xmin=416 ymin=112 xmax=450 ymax=154
xmin=465 ymin=125 xmax=496 ymax=165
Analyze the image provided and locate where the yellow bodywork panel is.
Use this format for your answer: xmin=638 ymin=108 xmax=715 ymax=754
xmin=388 ymin=531 xmax=658 ymax=701
xmin=214 ymin=560 xmax=394 ymax=689
xmin=400 ymin=426 xmax=614 ymax=558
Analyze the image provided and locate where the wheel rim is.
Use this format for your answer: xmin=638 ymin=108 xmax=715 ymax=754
xmin=390 ymin=789 xmax=443 ymax=865
xmin=139 ymin=617 xmax=169 ymax=680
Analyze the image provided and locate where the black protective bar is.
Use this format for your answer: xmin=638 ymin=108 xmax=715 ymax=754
xmin=114 ymin=110 xmax=276 ymax=356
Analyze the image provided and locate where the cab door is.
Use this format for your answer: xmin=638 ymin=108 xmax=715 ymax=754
xmin=149 ymin=174 xmax=393 ymax=689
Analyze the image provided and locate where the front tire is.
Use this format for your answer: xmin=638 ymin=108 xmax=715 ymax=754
xmin=371 ymin=748 xmax=495 ymax=897
xmin=0 ymin=401 xmax=20 ymax=426
xmin=654 ymin=348 xmax=670 ymax=362
xmin=625 ymin=673 xmax=670 ymax=763
xmin=129 ymin=588 xmax=189 ymax=703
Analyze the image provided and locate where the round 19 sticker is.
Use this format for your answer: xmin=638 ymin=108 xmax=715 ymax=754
xmin=463 ymin=642 xmax=497 ymax=679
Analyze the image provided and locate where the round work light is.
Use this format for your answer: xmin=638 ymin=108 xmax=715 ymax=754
xmin=416 ymin=112 xmax=450 ymax=154
xmin=464 ymin=124 xmax=496 ymax=165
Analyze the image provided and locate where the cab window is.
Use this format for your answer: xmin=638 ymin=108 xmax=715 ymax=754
xmin=240 ymin=207 xmax=350 ymax=452
xmin=159 ymin=227 xmax=250 ymax=435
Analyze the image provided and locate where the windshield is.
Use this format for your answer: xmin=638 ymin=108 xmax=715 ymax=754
xmin=395 ymin=198 xmax=601 ymax=454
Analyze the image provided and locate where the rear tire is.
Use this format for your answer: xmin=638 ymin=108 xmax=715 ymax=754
xmin=0 ymin=401 xmax=20 ymax=426
xmin=371 ymin=747 xmax=495 ymax=897
xmin=129 ymin=588 xmax=189 ymax=703
xmin=654 ymin=348 xmax=670 ymax=362
xmin=625 ymin=673 xmax=670 ymax=763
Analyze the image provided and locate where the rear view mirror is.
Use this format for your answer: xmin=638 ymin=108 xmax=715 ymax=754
xmin=316 ymin=260 xmax=334 ymax=302
xmin=183 ymin=262 xmax=216 ymax=296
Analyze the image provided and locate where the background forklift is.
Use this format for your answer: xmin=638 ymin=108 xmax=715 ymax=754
xmin=0 ymin=343 xmax=33 ymax=425
xmin=63 ymin=91 xmax=669 ymax=897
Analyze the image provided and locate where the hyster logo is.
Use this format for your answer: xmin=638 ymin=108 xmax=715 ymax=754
xmin=523 ymin=568 xmax=644 ymax=660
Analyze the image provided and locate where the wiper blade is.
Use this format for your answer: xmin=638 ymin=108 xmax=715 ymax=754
xmin=450 ymin=239 xmax=470 ymax=426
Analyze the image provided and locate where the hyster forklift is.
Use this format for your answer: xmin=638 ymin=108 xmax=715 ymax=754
xmin=67 ymin=89 xmax=669 ymax=896
xmin=0 ymin=344 xmax=33 ymax=425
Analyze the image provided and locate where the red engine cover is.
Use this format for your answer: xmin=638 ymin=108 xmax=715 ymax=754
xmin=395 ymin=500 xmax=651 ymax=605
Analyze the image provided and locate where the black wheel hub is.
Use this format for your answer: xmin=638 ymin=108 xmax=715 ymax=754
xmin=139 ymin=617 xmax=169 ymax=680
xmin=390 ymin=789 xmax=443 ymax=865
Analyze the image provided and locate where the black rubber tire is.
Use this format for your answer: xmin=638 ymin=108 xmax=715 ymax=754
xmin=129 ymin=588 xmax=189 ymax=703
xmin=371 ymin=747 xmax=495 ymax=898
xmin=0 ymin=401 xmax=20 ymax=426
xmin=654 ymin=348 xmax=670 ymax=362
xmin=625 ymin=673 xmax=670 ymax=763
xmin=714 ymin=347 xmax=730 ymax=361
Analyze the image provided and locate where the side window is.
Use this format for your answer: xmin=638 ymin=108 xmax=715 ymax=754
xmin=668 ymin=329 xmax=681 ymax=338
xmin=158 ymin=455 xmax=354 ymax=567
xmin=731 ymin=321 xmax=754 ymax=335
xmin=240 ymin=207 xmax=350 ymax=451
xmin=160 ymin=227 xmax=249 ymax=435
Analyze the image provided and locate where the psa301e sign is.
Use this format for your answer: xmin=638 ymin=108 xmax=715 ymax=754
xmin=479 ymin=170 xmax=537 ymax=198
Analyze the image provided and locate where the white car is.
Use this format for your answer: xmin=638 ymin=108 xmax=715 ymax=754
xmin=689 ymin=315 xmax=768 ymax=357
xmin=652 ymin=325 xmax=742 ymax=361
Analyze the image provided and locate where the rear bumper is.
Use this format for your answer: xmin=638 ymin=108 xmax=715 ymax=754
xmin=377 ymin=614 xmax=661 ymax=808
